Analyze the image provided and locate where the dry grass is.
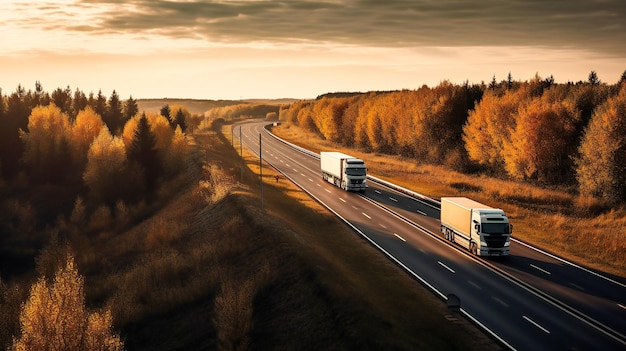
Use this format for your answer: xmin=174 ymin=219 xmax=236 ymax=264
xmin=273 ymin=123 xmax=626 ymax=278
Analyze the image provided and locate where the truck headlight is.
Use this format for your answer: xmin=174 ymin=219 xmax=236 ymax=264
xmin=504 ymin=240 xmax=510 ymax=247
xmin=480 ymin=241 xmax=487 ymax=247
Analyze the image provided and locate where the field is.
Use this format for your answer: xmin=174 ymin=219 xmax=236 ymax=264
xmin=271 ymin=123 xmax=626 ymax=279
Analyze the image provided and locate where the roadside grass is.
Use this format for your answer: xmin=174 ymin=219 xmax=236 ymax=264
xmin=272 ymin=123 xmax=626 ymax=279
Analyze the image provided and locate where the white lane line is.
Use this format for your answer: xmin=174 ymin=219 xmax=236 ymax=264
xmin=389 ymin=197 xmax=398 ymax=202
xmin=523 ymin=315 xmax=550 ymax=334
xmin=394 ymin=233 xmax=406 ymax=242
xmin=374 ymin=190 xmax=381 ymax=194
xmin=468 ymin=280 xmax=481 ymax=290
xmin=325 ymin=189 xmax=332 ymax=193
xmin=293 ymin=168 xmax=298 ymax=172
xmin=618 ymin=304 xmax=626 ymax=311
xmin=339 ymin=198 xmax=346 ymax=203
xmin=317 ymin=183 xmax=321 ymax=187
xmin=438 ymin=261 xmax=455 ymax=273
xmin=352 ymin=205 xmax=358 ymax=210
xmin=416 ymin=209 xmax=427 ymax=215
xmin=308 ymin=178 xmax=313 ymax=182
xmin=418 ymin=248 xmax=426 ymax=254
xmin=300 ymin=173 xmax=306 ymax=177
xmin=280 ymin=159 xmax=284 ymax=163
xmin=285 ymin=163 xmax=290 ymax=167
xmin=362 ymin=212 xmax=371 ymax=219
xmin=380 ymin=223 xmax=387 ymax=229
xmin=530 ymin=264 xmax=551 ymax=275
xmin=492 ymin=296 xmax=509 ymax=307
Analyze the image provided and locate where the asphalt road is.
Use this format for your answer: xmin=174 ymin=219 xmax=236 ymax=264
xmin=234 ymin=120 xmax=626 ymax=351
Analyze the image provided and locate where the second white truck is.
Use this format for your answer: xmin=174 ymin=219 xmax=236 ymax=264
xmin=320 ymin=151 xmax=367 ymax=192
xmin=440 ymin=197 xmax=512 ymax=256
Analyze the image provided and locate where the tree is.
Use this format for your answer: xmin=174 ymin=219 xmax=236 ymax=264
xmin=72 ymin=88 xmax=88 ymax=119
xmin=576 ymin=86 xmax=626 ymax=203
xmin=127 ymin=113 xmax=161 ymax=194
xmin=21 ymin=104 xmax=73 ymax=182
xmin=51 ymin=86 xmax=73 ymax=115
xmin=11 ymin=255 xmax=123 ymax=351
xmin=160 ymin=104 xmax=172 ymax=127
xmin=588 ymin=70 xmax=600 ymax=86
xmin=83 ymin=127 xmax=140 ymax=204
xmin=123 ymin=95 xmax=138 ymax=122
xmin=71 ymin=106 xmax=105 ymax=168
xmin=174 ymin=107 xmax=188 ymax=132
xmin=92 ymin=90 xmax=107 ymax=121
xmin=0 ymin=86 xmax=30 ymax=178
xmin=105 ymin=90 xmax=123 ymax=134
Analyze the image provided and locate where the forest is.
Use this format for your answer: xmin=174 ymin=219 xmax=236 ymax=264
xmin=281 ymin=71 xmax=626 ymax=204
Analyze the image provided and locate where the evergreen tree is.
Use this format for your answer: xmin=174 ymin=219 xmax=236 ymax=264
xmin=588 ymin=70 xmax=600 ymax=86
xmin=72 ymin=88 xmax=88 ymax=118
xmin=51 ymin=86 xmax=72 ymax=115
xmin=174 ymin=107 xmax=187 ymax=132
xmin=92 ymin=90 xmax=107 ymax=121
xmin=106 ymin=90 xmax=123 ymax=134
xmin=127 ymin=113 xmax=160 ymax=194
xmin=123 ymin=95 xmax=138 ymax=122
xmin=160 ymin=104 xmax=173 ymax=128
xmin=1 ymin=86 xmax=30 ymax=178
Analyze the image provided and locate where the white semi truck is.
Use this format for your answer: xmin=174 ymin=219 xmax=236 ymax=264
xmin=440 ymin=197 xmax=512 ymax=256
xmin=320 ymin=151 xmax=367 ymax=192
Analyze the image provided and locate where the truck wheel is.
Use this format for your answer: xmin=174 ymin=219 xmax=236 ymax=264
xmin=470 ymin=242 xmax=478 ymax=255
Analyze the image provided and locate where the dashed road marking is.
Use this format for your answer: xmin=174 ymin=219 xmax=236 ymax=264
xmin=438 ymin=261 xmax=455 ymax=273
xmin=300 ymin=173 xmax=306 ymax=177
xmin=394 ymin=233 xmax=406 ymax=242
xmin=380 ymin=223 xmax=387 ymax=229
xmin=416 ymin=209 xmax=426 ymax=215
xmin=308 ymin=178 xmax=313 ymax=182
xmin=339 ymin=198 xmax=346 ymax=203
xmin=325 ymin=189 xmax=332 ymax=193
xmin=569 ymin=282 xmax=585 ymax=291
xmin=374 ymin=190 xmax=381 ymax=194
xmin=523 ymin=315 xmax=550 ymax=334
xmin=530 ymin=264 xmax=551 ymax=275
xmin=618 ymin=304 xmax=626 ymax=311
xmin=492 ymin=296 xmax=509 ymax=307
xmin=468 ymin=280 xmax=481 ymax=290
xmin=389 ymin=197 xmax=398 ymax=202
xmin=362 ymin=212 xmax=371 ymax=219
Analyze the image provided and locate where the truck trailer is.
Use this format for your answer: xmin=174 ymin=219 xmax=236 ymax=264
xmin=440 ymin=197 xmax=511 ymax=256
xmin=320 ymin=152 xmax=367 ymax=192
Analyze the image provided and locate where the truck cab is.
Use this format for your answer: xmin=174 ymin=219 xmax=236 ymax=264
xmin=472 ymin=209 xmax=512 ymax=256
xmin=342 ymin=158 xmax=367 ymax=192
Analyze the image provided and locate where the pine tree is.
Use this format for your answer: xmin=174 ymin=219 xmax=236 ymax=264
xmin=106 ymin=90 xmax=123 ymax=134
xmin=174 ymin=107 xmax=187 ymax=132
xmin=127 ymin=113 xmax=161 ymax=194
xmin=123 ymin=95 xmax=138 ymax=122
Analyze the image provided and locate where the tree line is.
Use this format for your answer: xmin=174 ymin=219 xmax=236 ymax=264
xmin=280 ymin=71 xmax=626 ymax=203
xmin=0 ymin=83 xmax=194 ymax=228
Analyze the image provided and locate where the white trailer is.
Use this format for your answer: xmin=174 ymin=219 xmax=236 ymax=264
xmin=440 ymin=197 xmax=511 ymax=256
xmin=320 ymin=151 xmax=367 ymax=192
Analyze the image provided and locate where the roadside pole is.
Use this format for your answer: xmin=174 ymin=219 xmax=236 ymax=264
xmin=259 ymin=133 xmax=263 ymax=209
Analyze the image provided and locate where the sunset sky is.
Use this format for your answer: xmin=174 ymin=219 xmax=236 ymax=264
xmin=1 ymin=0 xmax=624 ymax=100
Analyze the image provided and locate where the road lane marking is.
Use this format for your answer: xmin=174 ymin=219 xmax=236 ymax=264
xmin=416 ymin=209 xmax=426 ymax=215
xmin=523 ymin=315 xmax=550 ymax=334
xmin=374 ymin=190 xmax=381 ymax=194
xmin=394 ymin=233 xmax=406 ymax=242
xmin=618 ymin=304 xmax=626 ymax=311
xmin=389 ymin=197 xmax=398 ymax=202
xmin=339 ymin=198 xmax=346 ymax=203
xmin=530 ymin=264 xmax=551 ymax=275
xmin=438 ymin=261 xmax=455 ymax=273
xmin=300 ymin=173 xmax=306 ymax=177
xmin=380 ymin=223 xmax=387 ymax=229
xmin=317 ymin=183 xmax=321 ymax=187
xmin=280 ymin=160 xmax=284 ymax=163
xmin=285 ymin=163 xmax=290 ymax=167
xmin=308 ymin=178 xmax=313 ymax=182
xmin=362 ymin=212 xmax=371 ymax=219
xmin=352 ymin=206 xmax=358 ymax=210
xmin=492 ymin=296 xmax=509 ymax=307
xmin=325 ymin=189 xmax=331 ymax=193
xmin=293 ymin=168 xmax=298 ymax=172
xmin=468 ymin=280 xmax=481 ymax=290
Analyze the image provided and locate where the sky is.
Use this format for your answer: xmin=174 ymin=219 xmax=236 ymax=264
xmin=1 ymin=0 xmax=625 ymax=100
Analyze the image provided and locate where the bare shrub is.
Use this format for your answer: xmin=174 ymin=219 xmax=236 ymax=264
xmin=0 ymin=279 xmax=23 ymax=350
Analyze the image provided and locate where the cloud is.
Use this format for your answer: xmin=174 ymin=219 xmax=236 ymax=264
xmin=62 ymin=0 xmax=624 ymax=55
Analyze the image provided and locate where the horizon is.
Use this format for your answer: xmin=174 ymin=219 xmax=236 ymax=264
xmin=1 ymin=0 xmax=624 ymax=100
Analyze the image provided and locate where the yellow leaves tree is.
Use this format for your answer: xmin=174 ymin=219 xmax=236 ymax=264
xmin=576 ymin=86 xmax=626 ymax=202
xmin=503 ymin=97 xmax=577 ymax=182
xmin=21 ymin=103 xmax=73 ymax=181
xmin=11 ymin=255 xmax=123 ymax=351
xmin=84 ymin=127 xmax=140 ymax=204
xmin=71 ymin=106 xmax=105 ymax=167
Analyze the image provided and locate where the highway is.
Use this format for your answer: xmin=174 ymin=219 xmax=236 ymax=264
xmin=234 ymin=120 xmax=626 ymax=351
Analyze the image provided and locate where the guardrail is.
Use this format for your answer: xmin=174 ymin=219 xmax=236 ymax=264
xmin=264 ymin=124 xmax=441 ymax=208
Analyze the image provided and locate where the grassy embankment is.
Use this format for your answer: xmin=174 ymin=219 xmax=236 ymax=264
xmin=272 ymin=123 xmax=626 ymax=279
xmin=1 ymin=122 xmax=500 ymax=350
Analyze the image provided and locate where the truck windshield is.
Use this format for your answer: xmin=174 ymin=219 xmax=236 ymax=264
xmin=345 ymin=168 xmax=366 ymax=176
xmin=482 ymin=223 xmax=509 ymax=234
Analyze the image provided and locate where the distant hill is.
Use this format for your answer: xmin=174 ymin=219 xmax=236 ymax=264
xmin=137 ymin=98 xmax=300 ymax=116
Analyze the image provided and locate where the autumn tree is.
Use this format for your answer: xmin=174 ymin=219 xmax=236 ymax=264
xmin=72 ymin=88 xmax=88 ymax=118
xmin=502 ymin=96 xmax=578 ymax=182
xmin=91 ymin=90 xmax=107 ymax=121
xmin=576 ymin=86 xmax=626 ymax=203
xmin=21 ymin=104 xmax=73 ymax=182
xmin=11 ymin=255 xmax=123 ymax=351
xmin=123 ymin=95 xmax=138 ymax=122
xmin=70 ymin=106 xmax=105 ymax=169
xmin=84 ymin=127 xmax=141 ymax=204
